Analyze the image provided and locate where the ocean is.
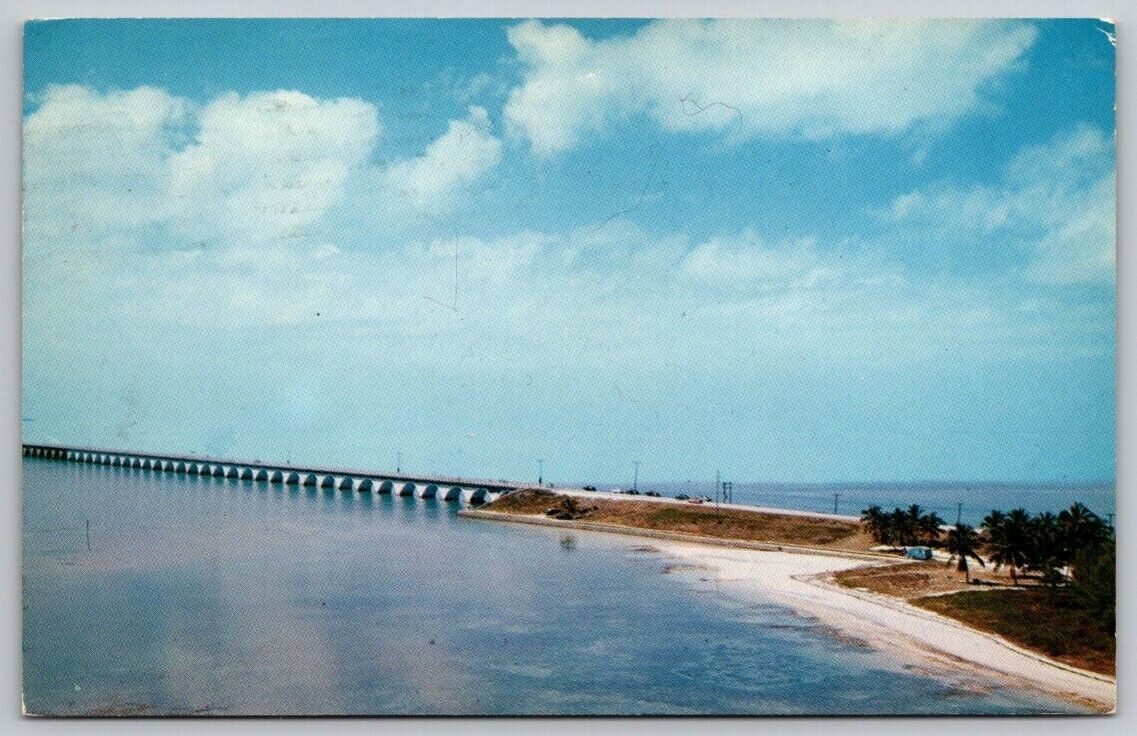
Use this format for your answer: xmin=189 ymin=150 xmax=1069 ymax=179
xmin=22 ymin=458 xmax=1085 ymax=715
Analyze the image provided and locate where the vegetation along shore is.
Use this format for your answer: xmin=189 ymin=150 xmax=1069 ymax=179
xmin=468 ymin=489 xmax=1115 ymax=707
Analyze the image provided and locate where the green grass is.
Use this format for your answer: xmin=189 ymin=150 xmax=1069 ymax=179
xmin=913 ymin=588 xmax=1115 ymax=676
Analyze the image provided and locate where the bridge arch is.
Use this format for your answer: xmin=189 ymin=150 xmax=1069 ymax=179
xmin=336 ymin=476 xmax=355 ymax=491
xmin=397 ymin=482 xmax=416 ymax=497
xmin=378 ymin=480 xmax=395 ymax=494
xmin=269 ymin=470 xmax=284 ymax=483
xmin=318 ymin=475 xmax=336 ymax=489
xmin=462 ymin=488 xmax=491 ymax=505
xmin=285 ymin=472 xmax=301 ymax=485
xmin=301 ymin=473 xmax=318 ymax=487
xmin=440 ymin=486 xmax=462 ymax=501
xmin=238 ymin=467 xmax=254 ymax=481
xmin=356 ymin=479 xmax=373 ymax=493
xmin=254 ymin=469 xmax=268 ymax=482
xmin=416 ymin=484 xmax=439 ymax=499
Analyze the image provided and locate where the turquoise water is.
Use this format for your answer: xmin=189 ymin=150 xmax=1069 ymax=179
xmin=22 ymin=458 xmax=1083 ymax=716
xmin=649 ymin=480 xmax=1115 ymax=525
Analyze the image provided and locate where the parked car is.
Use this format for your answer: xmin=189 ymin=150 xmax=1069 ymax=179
xmin=583 ymin=485 xmax=597 ymax=491
xmin=687 ymin=498 xmax=704 ymax=504
xmin=674 ymin=494 xmax=690 ymax=500
xmin=644 ymin=491 xmax=660 ymax=497
xmin=698 ymin=495 xmax=713 ymax=502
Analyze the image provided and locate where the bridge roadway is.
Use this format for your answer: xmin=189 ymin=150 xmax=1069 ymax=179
xmin=20 ymin=443 xmax=538 ymax=504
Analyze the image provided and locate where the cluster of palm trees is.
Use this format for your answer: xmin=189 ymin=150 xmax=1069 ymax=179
xmin=859 ymin=504 xmax=946 ymax=548
xmin=861 ymin=502 xmax=1113 ymax=585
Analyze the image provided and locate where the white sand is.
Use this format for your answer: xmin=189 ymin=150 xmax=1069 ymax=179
xmin=653 ymin=540 xmax=1116 ymax=712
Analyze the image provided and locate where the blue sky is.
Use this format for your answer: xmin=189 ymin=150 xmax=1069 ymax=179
xmin=22 ymin=18 xmax=1115 ymax=485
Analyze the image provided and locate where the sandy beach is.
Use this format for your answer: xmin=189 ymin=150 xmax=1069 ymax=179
xmin=654 ymin=539 xmax=1116 ymax=713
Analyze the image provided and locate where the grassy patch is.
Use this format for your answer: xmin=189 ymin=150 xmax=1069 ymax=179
xmin=913 ymin=589 xmax=1115 ymax=676
xmin=482 ymin=489 xmax=874 ymax=552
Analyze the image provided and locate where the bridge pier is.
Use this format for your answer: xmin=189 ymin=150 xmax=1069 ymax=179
xmin=462 ymin=488 xmax=491 ymax=505
xmin=25 ymin=445 xmax=517 ymax=506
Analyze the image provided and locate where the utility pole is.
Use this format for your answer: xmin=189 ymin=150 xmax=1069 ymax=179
xmin=538 ymin=458 xmax=544 ymax=486
xmin=633 ymin=461 xmax=640 ymax=493
xmin=716 ymin=470 xmax=721 ymax=512
xmin=833 ymin=492 xmax=841 ymax=515
xmin=396 ymin=451 xmax=401 ymax=474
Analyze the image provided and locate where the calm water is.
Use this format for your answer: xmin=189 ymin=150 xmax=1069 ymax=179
xmin=645 ymin=480 xmax=1115 ymax=526
xmin=23 ymin=458 xmax=1083 ymax=716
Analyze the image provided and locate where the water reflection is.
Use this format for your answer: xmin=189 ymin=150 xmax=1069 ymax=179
xmin=22 ymin=458 xmax=1081 ymax=716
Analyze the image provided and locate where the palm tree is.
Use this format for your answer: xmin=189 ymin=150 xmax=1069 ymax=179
xmin=985 ymin=508 xmax=1031 ymax=585
xmin=1028 ymin=511 xmax=1061 ymax=569
xmin=889 ymin=508 xmax=916 ymax=547
xmin=944 ymin=524 xmax=986 ymax=583
xmin=917 ymin=510 xmax=946 ymax=546
xmin=982 ymin=509 xmax=1006 ymax=532
xmin=861 ymin=506 xmax=887 ymax=544
xmin=1058 ymin=502 xmax=1109 ymax=560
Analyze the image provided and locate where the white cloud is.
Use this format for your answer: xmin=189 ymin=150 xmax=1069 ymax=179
xmin=883 ymin=125 xmax=1115 ymax=284
xmin=680 ymin=232 xmax=830 ymax=286
xmin=383 ymin=106 xmax=502 ymax=214
xmin=1026 ymin=173 xmax=1115 ymax=285
xmin=23 ymin=85 xmax=189 ymax=244
xmin=23 ymin=86 xmax=503 ymax=256
xmin=504 ymin=19 xmax=1038 ymax=156
xmin=167 ymin=90 xmax=381 ymax=245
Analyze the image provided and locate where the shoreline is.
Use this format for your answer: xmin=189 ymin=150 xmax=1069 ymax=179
xmin=461 ymin=508 xmax=1116 ymax=713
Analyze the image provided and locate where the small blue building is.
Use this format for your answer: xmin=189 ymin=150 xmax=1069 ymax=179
xmin=905 ymin=546 xmax=934 ymax=561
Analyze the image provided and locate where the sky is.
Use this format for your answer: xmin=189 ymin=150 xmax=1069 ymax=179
xmin=21 ymin=18 xmax=1116 ymax=485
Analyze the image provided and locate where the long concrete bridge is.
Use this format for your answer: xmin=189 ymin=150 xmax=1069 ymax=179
xmin=21 ymin=443 xmax=528 ymax=505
